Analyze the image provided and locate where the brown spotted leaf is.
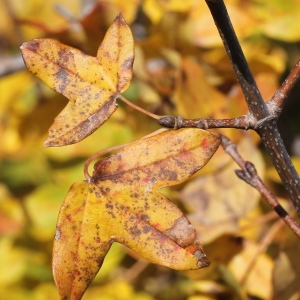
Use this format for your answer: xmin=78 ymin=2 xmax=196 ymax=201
xmin=53 ymin=128 xmax=220 ymax=300
xmin=20 ymin=13 xmax=134 ymax=147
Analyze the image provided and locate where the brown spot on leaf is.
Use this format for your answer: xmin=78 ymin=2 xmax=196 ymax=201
xmin=25 ymin=39 xmax=40 ymax=52
xmin=142 ymin=226 xmax=151 ymax=234
xmin=58 ymin=48 xmax=73 ymax=65
xmin=161 ymin=168 xmax=178 ymax=181
xmin=55 ymin=68 xmax=70 ymax=93
xmin=121 ymin=57 xmax=134 ymax=70
xmin=165 ymin=216 xmax=197 ymax=248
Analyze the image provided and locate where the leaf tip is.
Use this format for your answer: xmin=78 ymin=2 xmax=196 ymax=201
xmin=43 ymin=141 xmax=51 ymax=148
xmin=44 ymin=138 xmax=56 ymax=148
xmin=114 ymin=13 xmax=130 ymax=28
xmin=20 ymin=39 xmax=41 ymax=53
xmin=115 ymin=12 xmax=125 ymax=22
xmin=194 ymin=250 xmax=210 ymax=268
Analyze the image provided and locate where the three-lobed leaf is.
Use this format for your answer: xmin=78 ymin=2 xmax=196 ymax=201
xmin=20 ymin=14 xmax=134 ymax=147
xmin=53 ymin=128 xmax=221 ymax=300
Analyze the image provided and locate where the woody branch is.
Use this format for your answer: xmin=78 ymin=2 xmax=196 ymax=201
xmin=159 ymin=0 xmax=300 ymax=217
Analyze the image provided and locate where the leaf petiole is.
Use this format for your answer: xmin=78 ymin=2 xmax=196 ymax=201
xmin=118 ymin=94 xmax=162 ymax=120
xmin=84 ymin=128 xmax=168 ymax=181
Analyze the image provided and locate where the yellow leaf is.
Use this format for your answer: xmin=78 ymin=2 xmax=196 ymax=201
xmin=12 ymin=0 xmax=81 ymax=38
xmin=108 ymin=0 xmax=141 ymax=23
xmin=84 ymin=279 xmax=154 ymax=300
xmin=192 ymin=280 xmax=228 ymax=294
xmin=32 ymin=283 xmax=60 ymax=300
xmin=93 ymin=243 xmax=125 ymax=282
xmin=143 ymin=0 xmax=192 ymax=24
xmin=25 ymin=184 xmax=68 ymax=242
xmin=53 ymin=128 xmax=220 ymax=300
xmin=273 ymin=251 xmax=295 ymax=295
xmin=181 ymin=134 xmax=265 ymax=244
xmin=191 ymin=3 xmax=255 ymax=48
xmin=45 ymin=114 xmax=133 ymax=161
xmin=188 ymin=297 xmax=215 ymax=300
xmin=0 ymin=238 xmax=27 ymax=286
xmin=228 ymin=239 xmax=274 ymax=299
xmin=253 ymin=0 xmax=300 ymax=42
xmin=262 ymin=12 xmax=300 ymax=42
xmin=174 ymin=58 xmax=226 ymax=119
xmin=21 ymin=13 xmax=134 ymax=147
xmin=0 ymin=184 xmax=25 ymax=237
xmin=0 ymin=71 xmax=35 ymax=156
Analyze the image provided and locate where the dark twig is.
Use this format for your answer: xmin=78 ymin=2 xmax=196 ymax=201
xmin=204 ymin=0 xmax=268 ymax=120
xmin=221 ymin=135 xmax=300 ymax=239
xmin=203 ymin=0 xmax=300 ymax=216
xmin=258 ymin=122 xmax=300 ymax=216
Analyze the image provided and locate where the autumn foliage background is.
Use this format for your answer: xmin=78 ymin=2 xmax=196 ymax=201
xmin=1 ymin=0 xmax=300 ymax=299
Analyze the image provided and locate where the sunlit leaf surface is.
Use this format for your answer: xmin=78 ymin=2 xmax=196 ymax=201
xmin=21 ymin=14 xmax=134 ymax=146
xmin=53 ymin=128 xmax=220 ymax=299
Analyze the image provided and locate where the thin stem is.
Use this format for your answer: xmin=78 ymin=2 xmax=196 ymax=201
xmin=158 ymin=115 xmax=250 ymax=130
xmin=221 ymin=135 xmax=246 ymax=169
xmin=221 ymin=135 xmax=300 ymax=239
xmin=118 ymin=94 xmax=162 ymax=120
xmin=250 ymin=171 xmax=300 ymax=237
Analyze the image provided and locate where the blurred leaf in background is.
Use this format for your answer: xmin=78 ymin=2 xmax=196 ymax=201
xmin=1 ymin=0 xmax=300 ymax=299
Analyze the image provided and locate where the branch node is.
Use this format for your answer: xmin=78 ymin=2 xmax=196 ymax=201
xmin=224 ymin=134 xmax=300 ymax=239
xmin=266 ymin=96 xmax=283 ymax=116
xmin=157 ymin=116 xmax=183 ymax=129
xmin=253 ymin=114 xmax=277 ymax=130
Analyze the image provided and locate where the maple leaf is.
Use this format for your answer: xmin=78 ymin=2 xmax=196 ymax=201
xmin=20 ymin=13 xmax=134 ymax=147
xmin=53 ymin=128 xmax=220 ymax=300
